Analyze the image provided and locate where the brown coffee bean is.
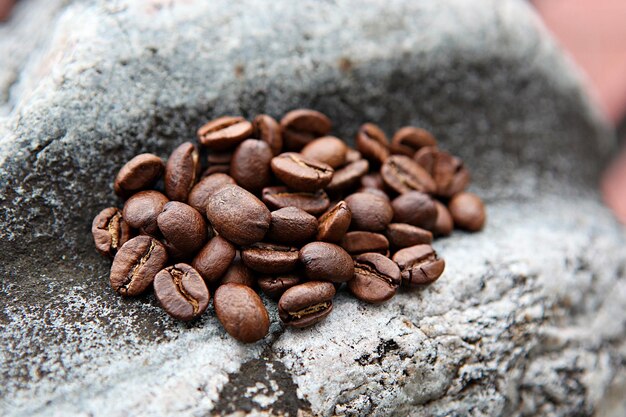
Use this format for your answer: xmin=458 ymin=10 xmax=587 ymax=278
xmin=448 ymin=192 xmax=486 ymax=231
xmin=356 ymin=123 xmax=389 ymax=165
xmin=348 ymin=253 xmax=401 ymax=303
xmin=299 ymin=242 xmax=354 ymax=283
xmin=92 ymin=207 xmax=132 ymax=258
xmin=392 ymin=244 xmax=445 ymax=286
xmin=202 ymin=164 xmax=230 ymax=176
xmin=360 ymin=173 xmax=385 ymax=190
xmin=206 ymin=185 xmax=271 ymax=246
xmin=262 ymin=186 xmax=330 ymax=216
xmin=253 ymin=114 xmax=283 ymax=156
xmin=165 ymin=142 xmax=200 ymax=202
xmin=391 ymin=191 xmax=438 ymax=230
xmin=188 ymin=173 xmax=236 ymax=214
xmin=154 ymin=263 xmax=209 ymax=321
xmin=381 ymin=155 xmax=436 ymax=195
xmin=114 ymin=153 xmax=164 ymax=198
xmin=221 ymin=252 xmax=256 ymax=287
xmin=325 ymin=159 xmax=369 ymax=195
xmin=414 ymin=147 xmax=470 ymax=198
xmin=157 ymin=202 xmax=207 ymax=258
xmin=300 ymin=136 xmax=348 ymax=168
xmin=357 ymin=187 xmax=390 ymax=201
xmin=205 ymin=150 xmax=233 ymax=175
xmin=266 ymin=207 xmax=318 ymax=245
xmin=278 ymin=281 xmax=335 ymax=328
xmin=109 ymin=235 xmax=168 ymax=296
xmin=280 ymin=109 xmax=332 ymax=151
xmin=340 ymin=231 xmax=389 ymax=256
xmin=390 ymin=127 xmax=437 ymax=157
xmin=241 ymin=243 xmax=299 ymax=274
xmin=345 ymin=149 xmax=362 ymax=164
xmin=230 ymin=139 xmax=273 ymax=193
xmin=258 ymin=275 xmax=301 ymax=300
xmin=214 ymin=283 xmax=270 ymax=343
xmin=271 ymin=152 xmax=334 ymax=192
xmin=433 ymin=200 xmax=454 ymax=237
xmin=317 ymin=201 xmax=352 ymax=242
xmin=123 ymin=190 xmax=169 ymax=235
xmin=386 ymin=223 xmax=433 ymax=249
xmin=191 ymin=236 xmax=236 ymax=285
xmin=197 ymin=116 xmax=253 ymax=150
xmin=344 ymin=192 xmax=393 ymax=232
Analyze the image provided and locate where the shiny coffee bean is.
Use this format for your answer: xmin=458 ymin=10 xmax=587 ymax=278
xmin=391 ymin=191 xmax=438 ymax=230
xmin=241 ymin=243 xmax=300 ymax=274
xmin=300 ymin=136 xmax=348 ymax=168
xmin=317 ymin=201 xmax=352 ymax=242
xmin=157 ymin=202 xmax=207 ymax=258
xmin=188 ymin=173 xmax=236 ymax=214
xmin=344 ymin=192 xmax=393 ymax=232
xmin=414 ymin=147 xmax=470 ymax=198
xmin=271 ymin=152 xmax=334 ymax=192
xmin=448 ymin=192 xmax=486 ymax=231
xmin=356 ymin=123 xmax=389 ymax=165
xmin=114 ymin=153 xmax=164 ymax=198
xmin=205 ymin=150 xmax=233 ymax=174
xmin=154 ymin=263 xmax=209 ymax=321
xmin=267 ymin=207 xmax=318 ymax=245
xmin=197 ymin=116 xmax=253 ymax=150
xmin=278 ymin=281 xmax=335 ymax=328
xmin=123 ymin=190 xmax=169 ymax=235
xmin=392 ymin=244 xmax=445 ymax=286
xmin=348 ymin=253 xmax=401 ymax=303
xmin=340 ymin=231 xmax=389 ymax=256
xmin=325 ymin=159 xmax=369 ymax=195
xmin=433 ymin=200 xmax=454 ymax=237
xmin=258 ymin=275 xmax=301 ymax=301
xmin=165 ymin=142 xmax=200 ymax=202
xmin=230 ymin=139 xmax=273 ymax=193
xmin=191 ymin=236 xmax=236 ymax=285
xmin=253 ymin=114 xmax=283 ymax=156
xmin=92 ymin=207 xmax=132 ymax=258
xmin=262 ymin=186 xmax=330 ymax=216
xmin=220 ymin=252 xmax=256 ymax=287
xmin=386 ymin=223 xmax=433 ymax=249
xmin=299 ymin=242 xmax=354 ymax=283
xmin=109 ymin=235 xmax=168 ymax=296
xmin=214 ymin=283 xmax=270 ymax=343
xmin=280 ymin=109 xmax=332 ymax=151
xmin=381 ymin=155 xmax=436 ymax=195
xmin=390 ymin=127 xmax=437 ymax=157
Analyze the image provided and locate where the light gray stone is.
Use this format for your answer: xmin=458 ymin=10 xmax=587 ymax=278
xmin=0 ymin=0 xmax=624 ymax=416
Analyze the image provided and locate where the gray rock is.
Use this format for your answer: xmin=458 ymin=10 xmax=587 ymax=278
xmin=0 ymin=0 xmax=624 ymax=416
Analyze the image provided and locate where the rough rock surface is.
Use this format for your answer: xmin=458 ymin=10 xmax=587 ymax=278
xmin=0 ymin=0 xmax=624 ymax=416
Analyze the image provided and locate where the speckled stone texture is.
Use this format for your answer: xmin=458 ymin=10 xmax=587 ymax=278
xmin=1 ymin=0 xmax=624 ymax=416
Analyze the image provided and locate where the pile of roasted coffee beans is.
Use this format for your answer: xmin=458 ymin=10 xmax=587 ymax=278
xmin=92 ymin=109 xmax=485 ymax=343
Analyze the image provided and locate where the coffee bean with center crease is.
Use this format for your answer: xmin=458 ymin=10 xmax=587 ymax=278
xmin=381 ymin=155 xmax=436 ymax=195
xmin=448 ymin=192 xmax=486 ymax=231
xmin=300 ymin=136 xmax=348 ymax=168
xmin=114 ymin=153 xmax=164 ymax=198
xmin=344 ymin=192 xmax=393 ymax=232
xmin=299 ymin=242 xmax=354 ymax=283
xmin=154 ymin=263 xmax=209 ymax=321
xmin=391 ymin=191 xmax=438 ymax=230
xmin=253 ymin=114 xmax=283 ymax=156
xmin=157 ymin=201 xmax=207 ymax=258
xmin=348 ymin=253 xmax=401 ymax=303
xmin=271 ymin=152 xmax=334 ymax=192
xmin=214 ymin=283 xmax=270 ymax=343
xmin=433 ymin=200 xmax=454 ymax=237
xmin=317 ymin=201 xmax=352 ymax=242
xmin=390 ymin=127 xmax=437 ymax=157
xmin=206 ymin=185 xmax=271 ymax=246
xmin=340 ymin=231 xmax=389 ymax=256
xmin=197 ymin=116 xmax=253 ymax=150
xmin=325 ymin=159 xmax=369 ymax=195
xmin=262 ymin=186 xmax=330 ymax=216
xmin=165 ymin=142 xmax=200 ymax=202
xmin=266 ymin=207 xmax=318 ymax=245
xmin=241 ymin=243 xmax=300 ymax=274
xmin=258 ymin=275 xmax=301 ymax=301
xmin=231 ymin=139 xmax=273 ymax=193
xmin=221 ymin=252 xmax=256 ymax=287
xmin=280 ymin=109 xmax=332 ymax=151
xmin=386 ymin=223 xmax=433 ymax=249
xmin=414 ymin=146 xmax=470 ymax=198
xmin=356 ymin=123 xmax=389 ymax=165
xmin=278 ymin=281 xmax=335 ymax=328
xmin=203 ymin=150 xmax=233 ymax=176
xmin=392 ymin=244 xmax=445 ymax=286
xmin=123 ymin=190 xmax=169 ymax=236
xmin=192 ymin=236 xmax=236 ymax=285
xmin=188 ymin=173 xmax=236 ymax=214
xmin=92 ymin=207 xmax=132 ymax=258
xmin=109 ymin=235 xmax=168 ymax=296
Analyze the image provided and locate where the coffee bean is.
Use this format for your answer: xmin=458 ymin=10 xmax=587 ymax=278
xmin=348 ymin=253 xmax=401 ymax=303
xmin=340 ymin=231 xmax=389 ymax=256
xmin=299 ymin=242 xmax=354 ymax=283
xmin=392 ymin=244 xmax=445 ymax=286
xmin=271 ymin=152 xmax=334 ymax=192
xmin=316 ymin=201 xmax=352 ymax=242
xmin=205 ymin=150 xmax=233 ymax=176
xmin=391 ymin=191 xmax=438 ymax=230
xmin=280 ymin=109 xmax=332 ymax=151
xmin=229 ymin=139 xmax=273 ymax=193
xmin=188 ymin=173 xmax=236 ymax=214
xmin=154 ymin=263 xmax=209 ymax=321
xmin=278 ymin=281 xmax=335 ymax=328
xmin=165 ymin=142 xmax=200 ymax=202
xmin=360 ymin=173 xmax=384 ymax=190
xmin=356 ymin=187 xmax=389 ymax=201
xmin=381 ymin=155 xmax=436 ymax=195
xmin=221 ymin=252 xmax=256 ymax=287
xmin=356 ymin=123 xmax=389 ymax=165
xmin=386 ymin=223 xmax=433 ymax=249
xmin=448 ymin=192 xmax=485 ymax=231
xmin=206 ymin=185 xmax=271 ymax=246
xmin=258 ymin=275 xmax=301 ymax=300
xmin=157 ymin=202 xmax=207 ymax=258
xmin=122 ymin=190 xmax=169 ymax=235
xmin=114 ymin=153 xmax=164 ymax=198
xmin=92 ymin=207 xmax=132 ymax=258
xmin=197 ymin=116 xmax=253 ymax=150
xmin=109 ymin=235 xmax=168 ymax=296
xmin=325 ymin=159 xmax=369 ymax=195
xmin=266 ymin=207 xmax=318 ymax=245
xmin=202 ymin=164 xmax=230 ymax=176
xmin=414 ymin=146 xmax=470 ymax=197
xmin=433 ymin=200 xmax=454 ymax=237
xmin=241 ymin=243 xmax=300 ymax=274
xmin=214 ymin=283 xmax=270 ymax=343
xmin=253 ymin=114 xmax=283 ymax=156
xmin=191 ymin=236 xmax=236 ymax=285
xmin=344 ymin=192 xmax=393 ymax=232
xmin=300 ymin=136 xmax=348 ymax=168
xmin=345 ymin=148 xmax=362 ymax=164
xmin=262 ymin=186 xmax=330 ymax=216
xmin=390 ymin=127 xmax=437 ymax=157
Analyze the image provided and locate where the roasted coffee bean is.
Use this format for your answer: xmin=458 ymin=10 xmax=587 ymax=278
xmin=299 ymin=242 xmax=354 ymax=283
xmin=266 ymin=207 xmax=318 ymax=245
xmin=114 ymin=153 xmax=164 ymax=198
xmin=316 ymin=201 xmax=352 ymax=242
xmin=344 ymin=192 xmax=393 ymax=232
xmin=165 ymin=142 xmax=200 ymax=202
xmin=360 ymin=173 xmax=385 ymax=190
xmin=381 ymin=155 xmax=436 ymax=195
xmin=356 ymin=187 xmax=390 ymax=201
xmin=448 ymin=192 xmax=486 ymax=231
xmin=386 ymin=223 xmax=433 ymax=249
xmin=92 ymin=207 xmax=132 ymax=258
xmin=109 ymin=235 xmax=168 ymax=296
xmin=154 ymin=263 xmax=209 ymax=321
xmin=392 ymin=244 xmax=445 ymax=286
xmin=192 ymin=236 xmax=236 ymax=285
xmin=433 ymin=200 xmax=454 ymax=237
xmin=348 ymin=253 xmax=401 ymax=303
xmin=253 ymin=114 xmax=283 ymax=156
xmin=230 ymin=139 xmax=273 ymax=193
xmin=345 ymin=148 xmax=362 ymax=164
xmin=202 ymin=164 xmax=231 ymax=176
xmin=356 ymin=123 xmax=389 ymax=165
xmin=391 ymin=191 xmax=438 ymax=230
xmin=325 ymin=159 xmax=369 ymax=195
xmin=188 ymin=173 xmax=236 ymax=214
xmin=123 ymin=190 xmax=169 ymax=235
xmin=280 ymin=109 xmax=332 ymax=151
xmin=214 ymin=283 xmax=270 ymax=343
xmin=300 ymin=136 xmax=348 ymax=168
xmin=157 ymin=202 xmax=207 ymax=258
xmin=221 ymin=252 xmax=256 ymax=287
xmin=278 ymin=281 xmax=335 ymax=328
xmin=262 ymin=186 xmax=330 ymax=216
xmin=197 ymin=116 xmax=253 ymax=150
xmin=414 ymin=147 xmax=470 ymax=197
xmin=271 ymin=152 xmax=334 ymax=192
xmin=241 ymin=243 xmax=300 ymax=274
xmin=206 ymin=185 xmax=271 ymax=246
xmin=340 ymin=231 xmax=389 ymax=256
xmin=206 ymin=150 xmax=233 ymax=171
xmin=258 ymin=275 xmax=301 ymax=300
xmin=390 ymin=127 xmax=437 ymax=157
